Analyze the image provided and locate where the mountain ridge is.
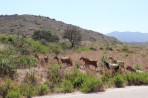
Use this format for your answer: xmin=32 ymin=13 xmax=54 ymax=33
xmin=0 ymin=14 xmax=119 ymax=44
xmin=107 ymin=31 xmax=148 ymax=42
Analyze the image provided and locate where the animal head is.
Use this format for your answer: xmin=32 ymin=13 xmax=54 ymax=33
xmin=54 ymin=56 xmax=58 ymax=59
xmin=80 ymin=57 xmax=84 ymax=60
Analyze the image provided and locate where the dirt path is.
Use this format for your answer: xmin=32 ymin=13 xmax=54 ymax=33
xmin=34 ymin=86 xmax=148 ymax=98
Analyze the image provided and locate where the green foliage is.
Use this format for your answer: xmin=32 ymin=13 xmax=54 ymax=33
xmin=0 ymin=54 xmax=16 ymax=78
xmin=48 ymin=42 xmax=64 ymax=54
xmin=37 ymin=84 xmax=50 ymax=95
xmin=103 ymin=44 xmax=113 ymax=51
xmin=89 ymin=46 xmax=97 ymax=51
xmin=6 ymin=91 xmax=20 ymax=98
xmin=122 ymin=45 xmax=129 ymax=52
xmin=24 ymin=71 xmax=37 ymax=85
xmin=16 ymin=55 xmax=38 ymax=68
xmin=0 ymin=79 xmax=20 ymax=98
xmin=63 ymin=27 xmax=82 ymax=48
xmin=113 ymin=75 xmax=125 ymax=88
xmin=125 ymin=73 xmax=148 ymax=85
xmin=65 ymin=69 xmax=87 ymax=89
xmin=74 ymin=46 xmax=91 ymax=52
xmin=47 ymin=64 xmax=62 ymax=85
xmin=32 ymin=30 xmax=59 ymax=42
xmin=60 ymin=80 xmax=74 ymax=93
xmin=0 ymin=35 xmax=50 ymax=54
xmin=133 ymin=64 xmax=145 ymax=71
xmin=25 ymin=38 xmax=50 ymax=53
xmin=23 ymin=85 xmax=36 ymax=98
xmin=80 ymin=77 xmax=103 ymax=93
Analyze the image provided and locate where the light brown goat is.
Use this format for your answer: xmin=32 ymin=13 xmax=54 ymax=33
xmin=80 ymin=57 xmax=98 ymax=69
xmin=54 ymin=56 xmax=73 ymax=66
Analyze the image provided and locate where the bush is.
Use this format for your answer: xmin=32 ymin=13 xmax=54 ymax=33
xmin=122 ymin=45 xmax=129 ymax=52
xmin=47 ymin=64 xmax=62 ymax=85
xmin=37 ymin=84 xmax=50 ymax=96
xmin=65 ymin=69 xmax=87 ymax=89
xmin=48 ymin=43 xmax=64 ymax=54
xmin=113 ymin=75 xmax=125 ymax=88
xmin=16 ymin=56 xmax=38 ymax=68
xmin=60 ymin=80 xmax=74 ymax=93
xmin=23 ymin=85 xmax=36 ymax=98
xmin=133 ymin=64 xmax=144 ymax=71
xmin=6 ymin=91 xmax=20 ymax=98
xmin=32 ymin=30 xmax=59 ymax=42
xmin=0 ymin=55 xmax=16 ymax=78
xmin=125 ymin=73 xmax=148 ymax=85
xmin=24 ymin=71 xmax=37 ymax=85
xmin=80 ymin=77 xmax=103 ymax=93
xmin=0 ymin=79 xmax=20 ymax=98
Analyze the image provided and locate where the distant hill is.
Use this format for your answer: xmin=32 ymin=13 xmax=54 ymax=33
xmin=0 ymin=14 xmax=119 ymax=44
xmin=107 ymin=31 xmax=148 ymax=42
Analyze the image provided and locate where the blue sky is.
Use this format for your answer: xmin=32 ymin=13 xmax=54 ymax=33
xmin=0 ymin=0 xmax=148 ymax=34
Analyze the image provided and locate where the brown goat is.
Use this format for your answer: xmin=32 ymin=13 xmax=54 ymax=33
xmin=80 ymin=57 xmax=98 ymax=69
xmin=44 ymin=56 xmax=49 ymax=63
xmin=54 ymin=56 xmax=73 ymax=66
xmin=126 ymin=66 xmax=136 ymax=72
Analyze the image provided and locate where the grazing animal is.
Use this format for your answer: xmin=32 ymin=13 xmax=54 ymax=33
xmin=34 ymin=54 xmax=39 ymax=60
xmin=80 ymin=57 xmax=98 ymax=69
xmin=54 ymin=56 xmax=73 ymax=66
xmin=108 ymin=57 xmax=125 ymax=70
xmin=126 ymin=66 xmax=136 ymax=72
xmin=103 ymin=61 xmax=119 ymax=71
xmin=44 ymin=56 xmax=49 ymax=63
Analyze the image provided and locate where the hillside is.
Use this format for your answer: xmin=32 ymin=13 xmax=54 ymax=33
xmin=0 ymin=14 xmax=119 ymax=44
xmin=107 ymin=31 xmax=148 ymax=42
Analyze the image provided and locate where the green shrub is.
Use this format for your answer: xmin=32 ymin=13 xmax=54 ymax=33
xmin=0 ymin=79 xmax=19 ymax=98
xmin=0 ymin=55 xmax=16 ymax=78
xmin=19 ymin=83 xmax=37 ymax=98
xmin=16 ymin=56 xmax=38 ymax=68
xmin=23 ymin=85 xmax=36 ymax=98
xmin=113 ymin=75 xmax=125 ymax=88
xmin=89 ymin=46 xmax=97 ymax=51
xmin=126 ymin=73 xmax=148 ymax=85
xmin=47 ymin=64 xmax=62 ymax=85
xmin=122 ymin=45 xmax=129 ymax=52
xmin=133 ymin=64 xmax=144 ymax=71
xmin=60 ymin=80 xmax=74 ymax=93
xmin=37 ymin=84 xmax=50 ymax=96
xmin=48 ymin=42 xmax=64 ymax=54
xmin=74 ymin=46 xmax=90 ymax=52
xmin=6 ymin=91 xmax=20 ymax=98
xmin=80 ymin=77 xmax=103 ymax=93
xmin=24 ymin=71 xmax=37 ymax=85
xmin=32 ymin=30 xmax=59 ymax=42
xmin=65 ymin=70 xmax=87 ymax=89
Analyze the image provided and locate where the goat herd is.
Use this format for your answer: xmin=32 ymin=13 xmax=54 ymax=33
xmin=34 ymin=54 xmax=143 ymax=73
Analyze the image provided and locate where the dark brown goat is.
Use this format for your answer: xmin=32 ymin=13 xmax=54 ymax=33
xmin=54 ymin=56 xmax=73 ymax=66
xmin=126 ymin=66 xmax=136 ymax=72
xmin=44 ymin=56 xmax=49 ymax=63
xmin=80 ymin=57 xmax=98 ymax=69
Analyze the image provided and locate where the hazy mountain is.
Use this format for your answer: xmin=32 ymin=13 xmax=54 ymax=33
xmin=107 ymin=31 xmax=148 ymax=42
xmin=0 ymin=14 xmax=119 ymax=44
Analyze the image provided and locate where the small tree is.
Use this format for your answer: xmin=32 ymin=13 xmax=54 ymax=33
xmin=63 ymin=27 xmax=82 ymax=48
